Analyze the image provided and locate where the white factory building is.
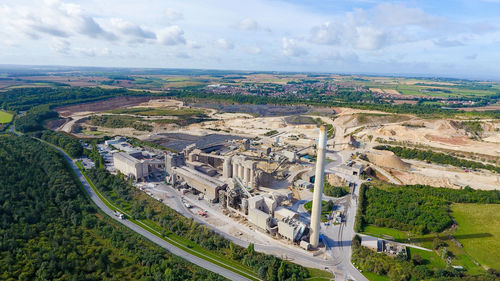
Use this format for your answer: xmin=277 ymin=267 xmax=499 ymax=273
xmin=113 ymin=152 xmax=163 ymax=180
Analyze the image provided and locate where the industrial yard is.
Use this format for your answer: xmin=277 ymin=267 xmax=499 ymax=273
xmin=56 ymin=96 xmax=500 ymax=280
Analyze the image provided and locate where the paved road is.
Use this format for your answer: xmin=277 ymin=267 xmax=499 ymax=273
xmin=48 ymin=144 xmax=252 ymax=281
xmin=322 ymin=176 xmax=368 ymax=281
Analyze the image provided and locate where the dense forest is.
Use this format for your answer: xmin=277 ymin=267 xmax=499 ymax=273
xmin=85 ymin=167 xmax=310 ymax=281
xmin=0 ymin=135 xmax=225 ymax=281
xmin=0 ymin=87 xmax=137 ymax=111
xmin=38 ymin=130 xmax=84 ymax=158
xmin=374 ymin=145 xmax=500 ymax=173
xmin=356 ymin=182 xmax=500 ymax=234
xmin=15 ymin=105 xmax=58 ymax=133
xmin=351 ymin=235 xmax=498 ymax=281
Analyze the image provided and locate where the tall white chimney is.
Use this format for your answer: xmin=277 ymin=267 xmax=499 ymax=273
xmin=310 ymin=125 xmax=327 ymax=248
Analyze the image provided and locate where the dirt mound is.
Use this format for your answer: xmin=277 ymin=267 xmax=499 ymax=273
xmin=424 ymin=120 xmax=467 ymax=136
xmin=366 ymin=150 xmax=410 ymax=170
xmin=391 ymin=170 xmax=455 ymax=188
xmin=326 ymin=173 xmax=347 ymax=187
xmin=334 ymin=113 xmax=411 ymax=128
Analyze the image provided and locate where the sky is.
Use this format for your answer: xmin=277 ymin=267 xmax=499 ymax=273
xmin=1 ymin=0 xmax=500 ymax=79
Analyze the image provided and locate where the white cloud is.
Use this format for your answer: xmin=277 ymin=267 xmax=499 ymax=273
xmin=110 ymin=18 xmax=156 ymax=41
xmin=236 ymin=18 xmax=270 ymax=32
xmin=215 ymin=38 xmax=234 ymax=50
xmin=165 ymin=8 xmax=183 ymax=22
xmin=310 ymin=22 xmax=340 ymax=45
xmin=157 ymin=25 xmax=186 ymax=45
xmin=309 ymin=21 xmax=388 ymax=50
xmin=354 ymin=26 xmax=388 ymax=50
xmin=244 ymin=45 xmax=262 ymax=54
xmin=187 ymin=40 xmax=202 ymax=49
xmin=75 ymin=47 xmax=111 ymax=57
xmin=51 ymin=39 xmax=70 ymax=54
xmin=281 ymin=37 xmax=306 ymax=57
xmin=307 ymin=3 xmax=449 ymax=51
xmin=373 ymin=3 xmax=442 ymax=27
xmin=176 ymin=52 xmax=190 ymax=59
xmin=0 ymin=0 xmax=117 ymax=41
xmin=434 ymin=38 xmax=464 ymax=47
xmin=324 ymin=51 xmax=359 ymax=63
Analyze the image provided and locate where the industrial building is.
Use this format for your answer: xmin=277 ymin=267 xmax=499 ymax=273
xmin=158 ymin=126 xmax=334 ymax=250
xmin=278 ymin=217 xmax=307 ymax=242
xmin=113 ymin=151 xmax=164 ymax=181
xmin=332 ymin=162 xmax=365 ymax=176
xmin=113 ymin=152 xmax=149 ymax=180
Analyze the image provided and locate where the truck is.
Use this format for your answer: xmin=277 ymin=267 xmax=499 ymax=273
xmin=114 ymin=210 xmax=125 ymax=220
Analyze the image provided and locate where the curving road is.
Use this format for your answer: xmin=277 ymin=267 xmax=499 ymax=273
xmin=47 ymin=142 xmax=252 ymax=281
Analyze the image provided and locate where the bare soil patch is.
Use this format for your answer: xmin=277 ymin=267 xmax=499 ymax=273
xmin=425 ymin=135 xmax=470 ymax=146
xmin=390 ymin=99 xmax=418 ymax=105
xmin=460 ymin=105 xmax=500 ymax=111
xmin=55 ymin=96 xmax=154 ymax=117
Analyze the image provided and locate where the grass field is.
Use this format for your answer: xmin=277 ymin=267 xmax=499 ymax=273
xmin=0 ymin=110 xmax=13 ymax=123
xmin=452 ymin=203 xmax=500 ymax=270
xmin=407 ymin=248 xmax=446 ymax=270
xmin=361 ymin=224 xmax=485 ymax=274
xmin=362 ymin=271 xmax=390 ymax=281
xmin=306 ymin=267 xmax=334 ymax=280
xmin=362 ymin=225 xmax=408 ymax=242
xmin=357 ymin=79 xmax=498 ymax=98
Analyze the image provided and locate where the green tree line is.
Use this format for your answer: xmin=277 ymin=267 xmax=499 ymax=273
xmin=0 ymin=135 xmax=225 ymax=281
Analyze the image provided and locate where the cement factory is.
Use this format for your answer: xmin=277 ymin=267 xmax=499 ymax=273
xmin=103 ymin=125 xmax=362 ymax=251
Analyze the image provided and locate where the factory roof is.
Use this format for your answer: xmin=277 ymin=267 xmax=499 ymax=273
xmin=274 ymin=207 xmax=298 ymax=219
xmin=114 ymin=152 xmax=141 ymax=165
xmin=174 ymin=166 xmax=225 ymax=189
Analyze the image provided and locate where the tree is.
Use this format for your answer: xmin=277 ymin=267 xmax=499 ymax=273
xmin=266 ymin=259 xmax=277 ymax=281
xmin=352 ymin=235 xmax=362 ymax=247
xmin=277 ymin=260 xmax=286 ymax=281
xmin=411 ymin=253 xmax=423 ymax=265
xmin=247 ymin=243 xmax=255 ymax=256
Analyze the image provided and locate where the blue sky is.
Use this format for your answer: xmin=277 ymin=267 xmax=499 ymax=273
xmin=0 ymin=0 xmax=499 ymax=79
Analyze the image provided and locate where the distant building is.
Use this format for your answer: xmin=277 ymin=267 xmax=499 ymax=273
xmin=361 ymin=235 xmax=382 ymax=252
xmin=295 ymin=179 xmax=314 ymax=189
xmin=113 ymin=152 xmax=149 ymax=180
xmin=332 ymin=162 xmax=364 ymax=176
xmin=282 ymin=150 xmax=297 ymax=162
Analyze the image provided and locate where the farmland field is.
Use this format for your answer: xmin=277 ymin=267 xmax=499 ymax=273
xmin=452 ymin=203 xmax=500 ymax=269
xmin=0 ymin=110 xmax=13 ymax=123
